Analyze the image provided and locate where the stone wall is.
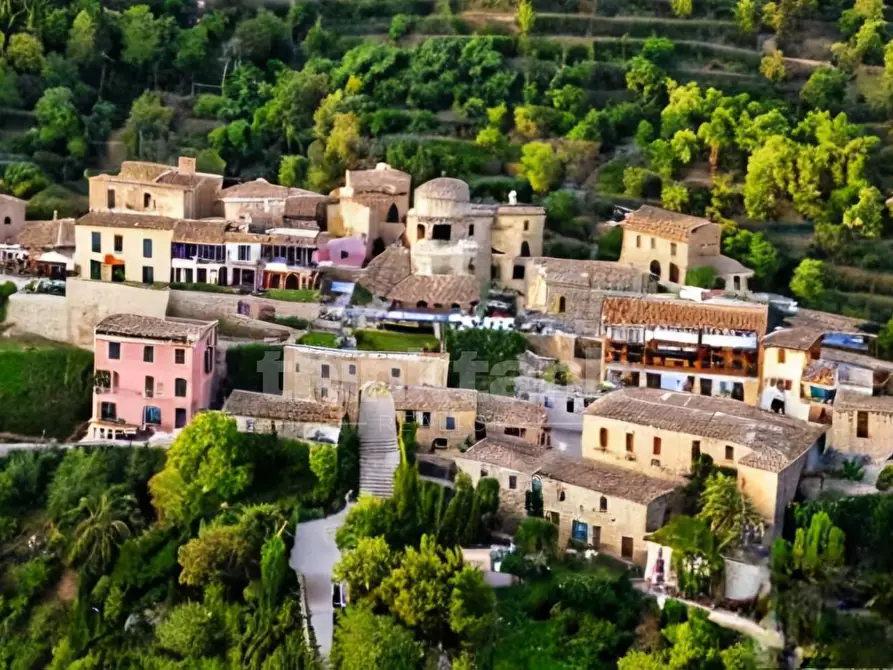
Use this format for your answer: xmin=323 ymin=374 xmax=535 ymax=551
xmin=66 ymin=278 xmax=170 ymax=349
xmin=5 ymin=293 xmax=69 ymax=343
xmin=168 ymin=289 xmax=320 ymax=323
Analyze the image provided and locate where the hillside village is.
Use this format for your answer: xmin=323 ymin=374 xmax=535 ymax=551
xmin=2 ymin=0 xmax=893 ymax=667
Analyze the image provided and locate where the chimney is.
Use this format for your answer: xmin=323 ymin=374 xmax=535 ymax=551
xmin=52 ymin=209 xmax=58 ymax=221
xmin=178 ymin=156 xmax=196 ymax=176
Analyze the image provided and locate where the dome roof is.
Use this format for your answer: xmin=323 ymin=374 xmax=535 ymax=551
xmin=416 ymin=177 xmax=470 ymax=202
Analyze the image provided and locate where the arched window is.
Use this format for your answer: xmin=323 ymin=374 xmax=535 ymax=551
xmin=558 ymin=296 xmax=566 ymax=313
xmin=599 ymin=427 xmax=608 ymax=448
xmin=558 ymin=490 xmax=566 ymax=502
xmin=669 ymin=263 xmax=679 ymax=283
xmin=416 ymin=300 xmax=428 ymax=308
xmin=599 ymin=496 xmax=608 ymax=512
xmin=649 ymin=260 xmax=661 ymax=279
xmin=387 ymin=203 xmax=400 ymax=223
xmin=520 ymin=241 xmax=530 ymax=257
xmin=2 ymin=216 xmax=10 ymax=225
xmin=450 ymin=303 xmax=461 ymax=310
xmin=416 ymin=224 xmax=425 ymax=240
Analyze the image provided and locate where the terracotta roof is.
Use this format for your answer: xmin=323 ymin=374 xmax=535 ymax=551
xmin=531 ymin=258 xmax=653 ymax=292
xmin=622 ymin=205 xmax=715 ymax=242
xmin=416 ymin=177 xmax=469 ymax=202
xmin=705 ymin=255 xmax=753 ymax=276
xmin=536 ymin=454 xmax=681 ymax=505
xmin=391 ymin=385 xmax=477 ymax=412
xmin=77 ymin=211 xmax=177 ymax=231
xmin=358 ymin=245 xmax=411 ymax=297
xmin=477 ymin=393 xmax=547 ymax=426
xmin=786 ymin=308 xmax=869 ymax=333
xmin=763 ymin=327 xmax=825 ymax=351
xmin=14 ymin=219 xmax=75 ymax=249
xmin=821 ymin=348 xmax=893 ymax=373
xmin=345 ymin=165 xmax=410 ymax=195
xmin=155 ymin=171 xmax=205 ymax=188
xmin=601 ymin=296 xmax=768 ymax=334
xmin=284 ymin=196 xmax=328 ymax=218
xmin=172 ymin=219 xmax=228 ymax=244
xmin=585 ymin=388 xmax=827 ymax=472
xmin=387 ymin=274 xmax=479 ymax=307
xmin=459 ymin=435 xmax=549 ymax=474
xmin=95 ymin=314 xmax=214 ymax=343
xmin=223 ymin=389 xmax=343 ymax=424
xmin=834 ymin=390 xmax=893 ymax=414
xmin=219 ymin=178 xmax=320 ymax=200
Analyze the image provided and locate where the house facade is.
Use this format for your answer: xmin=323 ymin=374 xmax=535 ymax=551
xmin=88 ymin=157 xmax=222 ymax=220
xmin=830 ymin=393 xmax=893 ymax=461
xmin=223 ymin=389 xmax=343 ymax=444
xmin=90 ymin=314 xmax=218 ymax=438
xmin=392 ymin=386 xmax=478 ymax=450
xmin=74 ymin=212 xmax=175 ymax=284
xmin=218 ymin=178 xmax=328 ymax=224
xmin=0 ymin=193 xmax=26 ymax=245
xmin=619 ymin=206 xmax=753 ymax=293
xmin=600 ymin=295 xmax=768 ymax=406
xmin=582 ymin=388 xmax=827 ymax=534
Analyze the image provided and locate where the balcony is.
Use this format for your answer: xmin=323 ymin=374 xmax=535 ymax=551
xmin=604 ymin=341 xmax=758 ymax=378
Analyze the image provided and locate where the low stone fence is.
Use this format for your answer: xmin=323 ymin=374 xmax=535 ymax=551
xmin=168 ymin=289 xmax=321 ymax=323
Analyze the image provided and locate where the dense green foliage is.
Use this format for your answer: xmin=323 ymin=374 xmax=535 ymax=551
xmin=445 ymin=327 xmax=528 ymax=393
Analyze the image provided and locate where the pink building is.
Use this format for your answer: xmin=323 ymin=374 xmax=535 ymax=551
xmin=316 ymin=236 xmax=367 ymax=267
xmin=90 ymin=314 xmax=218 ymax=439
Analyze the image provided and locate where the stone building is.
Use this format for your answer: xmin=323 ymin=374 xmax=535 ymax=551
xmin=393 ymin=385 xmax=478 ymax=450
xmin=582 ymin=387 xmax=827 ymax=534
xmin=223 ymin=389 xmax=343 ymax=444
xmin=830 ymin=393 xmax=893 ymax=461
xmin=454 ymin=435 xmax=679 ymax=565
xmin=386 ymin=274 xmax=480 ymax=314
xmin=90 ymin=314 xmax=217 ymax=438
xmin=74 ymin=212 xmax=176 ymax=284
xmin=477 ymin=392 xmax=549 ymax=447
xmin=282 ymin=345 xmax=450 ymax=409
xmin=404 ymin=178 xmax=545 ymax=294
xmin=218 ymin=178 xmax=328 ymax=224
xmin=524 ymin=257 xmax=656 ymax=333
xmin=14 ymin=217 xmax=76 ymax=276
xmin=88 ymin=157 xmax=223 ymax=220
xmin=600 ymin=295 xmax=768 ymax=406
xmin=0 ymin=193 xmax=26 ymax=244
xmin=619 ymin=206 xmax=753 ymax=293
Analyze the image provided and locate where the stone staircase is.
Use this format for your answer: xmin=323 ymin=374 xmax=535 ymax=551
xmin=357 ymin=383 xmax=400 ymax=498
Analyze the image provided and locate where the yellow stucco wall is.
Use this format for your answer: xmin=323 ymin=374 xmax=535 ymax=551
xmin=397 ymin=408 xmax=476 ymax=450
xmin=492 ymin=212 xmax=545 ymax=294
xmin=760 ymin=346 xmax=811 ymax=420
xmin=74 ymin=225 xmax=173 ymax=284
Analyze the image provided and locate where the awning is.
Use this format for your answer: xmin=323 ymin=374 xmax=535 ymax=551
xmin=36 ymin=251 xmax=74 ymax=270
xmin=103 ymin=254 xmax=125 ymax=265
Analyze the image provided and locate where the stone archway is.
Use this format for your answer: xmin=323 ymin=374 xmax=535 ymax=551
xmin=649 ymin=260 xmax=661 ymax=279
xmin=285 ymin=273 xmax=299 ymax=290
xmin=387 ymin=203 xmax=400 ymax=223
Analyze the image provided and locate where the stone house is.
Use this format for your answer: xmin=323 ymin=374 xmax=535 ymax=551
xmin=14 ymin=217 xmax=76 ymax=276
xmin=89 ymin=157 xmax=222 ymax=220
xmin=218 ymin=178 xmax=328 ymax=224
xmin=582 ymin=387 xmax=828 ymax=534
xmin=282 ymin=345 xmax=450 ymax=409
xmin=386 ymin=274 xmax=480 ymax=314
xmin=392 ymin=385 xmax=478 ymax=450
xmin=490 ymin=204 xmax=546 ymax=295
xmin=477 ymin=392 xmax=549 ymax=446
xmin=0 ymin=193 xmax=26 ymax=244
xmin=223 ymin=389 xmax=343 ymax=444
xmin=454 ymin=435 xmax=679 ymax=565
xmin=619 ymin=206 xmax=753 ymax=293
xmin=600 ymin=295 xmax=767 ymax=405
xmin=74 ymin=212 xmax=176 ymax=284
xmin=830 ymin=393 xmax=893 ymax=462
xmin=90 ymin=314 xmax=217 ymax=438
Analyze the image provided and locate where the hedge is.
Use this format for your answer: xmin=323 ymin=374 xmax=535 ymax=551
xmin=265 ymin=289 xmax=320 ymax=303
xmin=532 ymin=15 xmax=754 ymax=48
xmin=320 ymin=0 xmax=436 ymax=20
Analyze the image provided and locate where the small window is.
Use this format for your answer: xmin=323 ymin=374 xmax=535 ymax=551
xmin=725 ymin=445 xmax=735 ymax=461
xmin=599 ymin=496 xmax=607 ymax=512
xmin=90 ymin=260 xmax=101 ymax=279
xmin=204 ymin=347 xmax=214 ymax=374
xmin=142 ymin=266 xmax=154 ymax=284
xmin=777 ymin=349 xmax=786 ymax=364
xmin=114 ymin=235 xmax=123 ymax=253
xmin=468 ymin=223 xmax=475 ymax=236
xmin=348 ymin=364 xmax=356 ymax=375
xmin=3 ymin=216 xmax=10 ymax=225
xmin=91 ymin=231 xmax=101 ymax=253
xmin=340 ymin=250 xmax=349 ymax=260
xmin=651 ymin=458 xmax=661 ymax=467
xmin=523 ymin=220 xmax=530 ymax=231
xmin=175 ymin=408 xmax=187 ymax=428
xmin=653 ymin=437 xmax=661 ymax=455
xmin=320 ymin=388 xmax=329 ymax=399
xmin=670 ymin=242 xmax=677 ymax=256
xmin=175 ymin=378 xmax=187 ymax=397
xmin=143 ymin=346 xmax=154 ymax=363
xmin=295 ymin=363 xmax=300 ymax=373
xmin=175 ymin=349 xmax=185 ymax=365
xmin=857 ymin=411 xmax=869 ymax=438
xmin=557 ymin=296 xmax=566 ymax=313
xmin=650 ymin=237 xmax=656 ymax=249
xmin=391 ymin=367 xmax=401 ymax=378
xmin=143 ymin=193 xmax=151 ymax=209
xmin=700 ymin=378 xmax=713 ymax=396
xmin=422 ymin=412 xmax=431 ymax=427
xmin=107 ymin=189 xmax=115 ymax=209
xmin=566 ymin=398 xmax=574 ymax=413
xmin=636 ymin=235 xmax=641 ymax=248
xmin=625 ymin=433 xmax=634 ymax=453
xmin=246 ymin=419 xmax=255 ymax=432
xmin=108 ymin=341 xmax=120 ymax=359
xmin=321 ymin=364 xmax=330 ymax=379
xmin=558 ymin=490 xmax=566 ymax=502
xmin=599 ymin=427 xmax=608 ymax=449
xmin=432 ymin=223 xmax=451 ymax=241
xmin=144 ymin=406 xmax=162 ymax=425
xmin=571 ymin=520 xmax=588 ymax=542
xmin=143 ymin=238 xmax=152 ymax=259
xmin=480 ymin=467 xmax=489 ymax=477
xmin=512 ymin=265 xmax=525 ymax=280
xmin=509 ymin=475 xmax=517 ymax=489
xmin=692 ymin=440 xmax=701 ymax=461
xmin=100 ymin=401 xmax=116 ymax=421
xmin=404 ymin=410 xmax=414 ymax=423
xmin=445 ymin=416 xmax=456 ymax=430
xmin=144 ymin=376 xmax=154 ymax=398
xmin=520 ymin=241 xmax=530 ymax=257
xmin=544 ymin=396 xmax=554 ymax=409
xmin=621 ymin=536 xmax=634 ymax=559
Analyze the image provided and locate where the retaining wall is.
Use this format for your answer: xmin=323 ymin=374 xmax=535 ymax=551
xmin=168 ymin=289 xmax=321 ymax=323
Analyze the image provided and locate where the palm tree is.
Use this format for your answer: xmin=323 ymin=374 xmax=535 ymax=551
xmin=697 ymin=473 xmax=763 ymax=551
xmin=69 ymin=493 xmax=135 ymax=573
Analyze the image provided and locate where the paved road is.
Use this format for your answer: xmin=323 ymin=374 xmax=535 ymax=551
xmin=289 ymin=502 xmax=352 ymax=659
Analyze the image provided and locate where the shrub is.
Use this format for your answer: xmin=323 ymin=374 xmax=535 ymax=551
xmin=389 ymin=13 xmax=413 ymax=40
xmin=515 ymin=517 xmax=558 ymax=558
xmin=193 ymin=94 xmax=225 ymax=119
xmin=877 ymin=465 xmax=893 ymax=491
xmin=24 ymin=184 xmax=89 ymax=220
xmin=2 ymin=162 xmax=50 ymax=199
xmin=685 ymin=266 xmax=716 ymax=288
xmin=170 ymin=282 xmax=234 ymax=294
